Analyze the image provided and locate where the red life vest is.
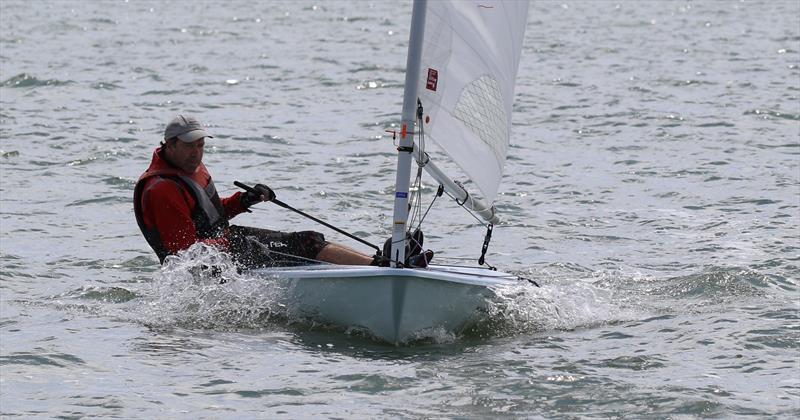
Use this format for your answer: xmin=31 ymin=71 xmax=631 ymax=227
xmin=134 ymin=148 xmax=229 ymax=263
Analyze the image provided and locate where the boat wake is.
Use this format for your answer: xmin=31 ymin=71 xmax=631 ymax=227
xmin=470 ymin=265 xmax=797 ymax=340
xmin=126 ymin=245 xmax=635 ymax=343
xmin=49 ymin=242 xmax=792 ymax=346
xmin=468 ymin=271 xmax=632 ymax=339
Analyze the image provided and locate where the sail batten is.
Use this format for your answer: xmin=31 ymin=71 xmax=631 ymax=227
xmin=417 ymin=0 xmax=528 ymax=204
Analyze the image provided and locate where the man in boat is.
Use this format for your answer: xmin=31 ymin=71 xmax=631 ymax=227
xmin=134 ymin=114 xmax=432 ymax=269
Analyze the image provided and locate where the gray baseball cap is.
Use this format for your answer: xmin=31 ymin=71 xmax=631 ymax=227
xmin=164 ymin=115 xmax=213 ymax=142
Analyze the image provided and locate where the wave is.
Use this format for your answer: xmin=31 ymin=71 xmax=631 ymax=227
xmin=57 ymin=285 xmax=139 ymax=303
xmin=2 ymin=73 xmax=72 ymax=88
xmin=744 ymin=109 xmax=800 ymax=121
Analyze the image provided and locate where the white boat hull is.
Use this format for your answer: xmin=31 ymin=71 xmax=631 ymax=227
xmin=248 ymin=264 xmax=519 ymax=344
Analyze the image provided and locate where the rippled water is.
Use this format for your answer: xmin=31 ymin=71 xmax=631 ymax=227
xmin=1 ymin=0 xmax=798 ymax=418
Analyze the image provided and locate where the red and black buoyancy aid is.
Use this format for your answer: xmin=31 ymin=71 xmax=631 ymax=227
xmin=133 ymin=150 xmax=229 ymax=263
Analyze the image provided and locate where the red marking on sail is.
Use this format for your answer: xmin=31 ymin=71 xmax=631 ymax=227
xmin=426 ymin=68 xmax=438 ymax=91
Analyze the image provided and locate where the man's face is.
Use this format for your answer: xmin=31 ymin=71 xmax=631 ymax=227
xmin=167 ymin=137 xmax=205 ymax=173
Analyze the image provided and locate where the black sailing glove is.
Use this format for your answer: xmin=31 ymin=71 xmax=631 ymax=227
xmin=241 ymin=184 xmax=276 ymax=208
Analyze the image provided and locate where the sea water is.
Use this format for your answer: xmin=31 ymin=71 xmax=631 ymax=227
xmin=1 ymin=1 xmax=798 ymax=417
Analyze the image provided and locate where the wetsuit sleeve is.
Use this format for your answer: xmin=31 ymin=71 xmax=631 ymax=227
xmin=143 ymin=179 xmax=231 ymax=254
xmin=221 ymin=191 xmax=248 ymax=220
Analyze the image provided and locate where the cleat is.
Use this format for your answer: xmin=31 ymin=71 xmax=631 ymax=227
xmin=382 ymin=229 xmax=424 ymax=261
xmin=407 ymin=249 xmax=434 ymax=268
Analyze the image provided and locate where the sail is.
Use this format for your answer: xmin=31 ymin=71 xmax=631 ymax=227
xmin=417 ymin=0 xmax=528 ymax=203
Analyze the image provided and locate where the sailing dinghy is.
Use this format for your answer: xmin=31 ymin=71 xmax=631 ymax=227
xmin=249 ymin=0 xmax=530 ymax=344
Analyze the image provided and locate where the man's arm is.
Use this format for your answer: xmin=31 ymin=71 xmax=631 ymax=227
xmin=221 ymin=191 xmax=248 ymax=220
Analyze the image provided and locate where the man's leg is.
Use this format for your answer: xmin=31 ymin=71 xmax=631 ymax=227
xmin=316 ymin=243 xmax=374 ymax=265
xmin=230 ymin=225 xmax=377 ymax=266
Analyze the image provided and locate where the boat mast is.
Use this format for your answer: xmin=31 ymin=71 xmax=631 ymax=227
xmin=390 ymin=0 xmax=427 ymax=267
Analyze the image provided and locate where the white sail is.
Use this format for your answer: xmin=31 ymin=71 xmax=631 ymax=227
xmin=417 ymin=0 xmax=528 ymax=203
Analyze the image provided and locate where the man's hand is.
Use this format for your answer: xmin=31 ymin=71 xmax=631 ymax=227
xmin=241 ymin=184 xmax=276 ymax=208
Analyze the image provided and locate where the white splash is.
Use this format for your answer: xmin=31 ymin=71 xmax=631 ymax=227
xmin=478 ymin=271 xmax=640 ymax=336
xmin=138 ymin=243 xmax=290 ymax=330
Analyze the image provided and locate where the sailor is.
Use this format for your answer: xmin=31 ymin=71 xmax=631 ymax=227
xmin=134 ymin=115 xmax=431 ymax=269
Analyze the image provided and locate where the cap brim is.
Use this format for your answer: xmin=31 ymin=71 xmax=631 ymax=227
xmin=176 ymin=129 xmax=212 ymax=142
